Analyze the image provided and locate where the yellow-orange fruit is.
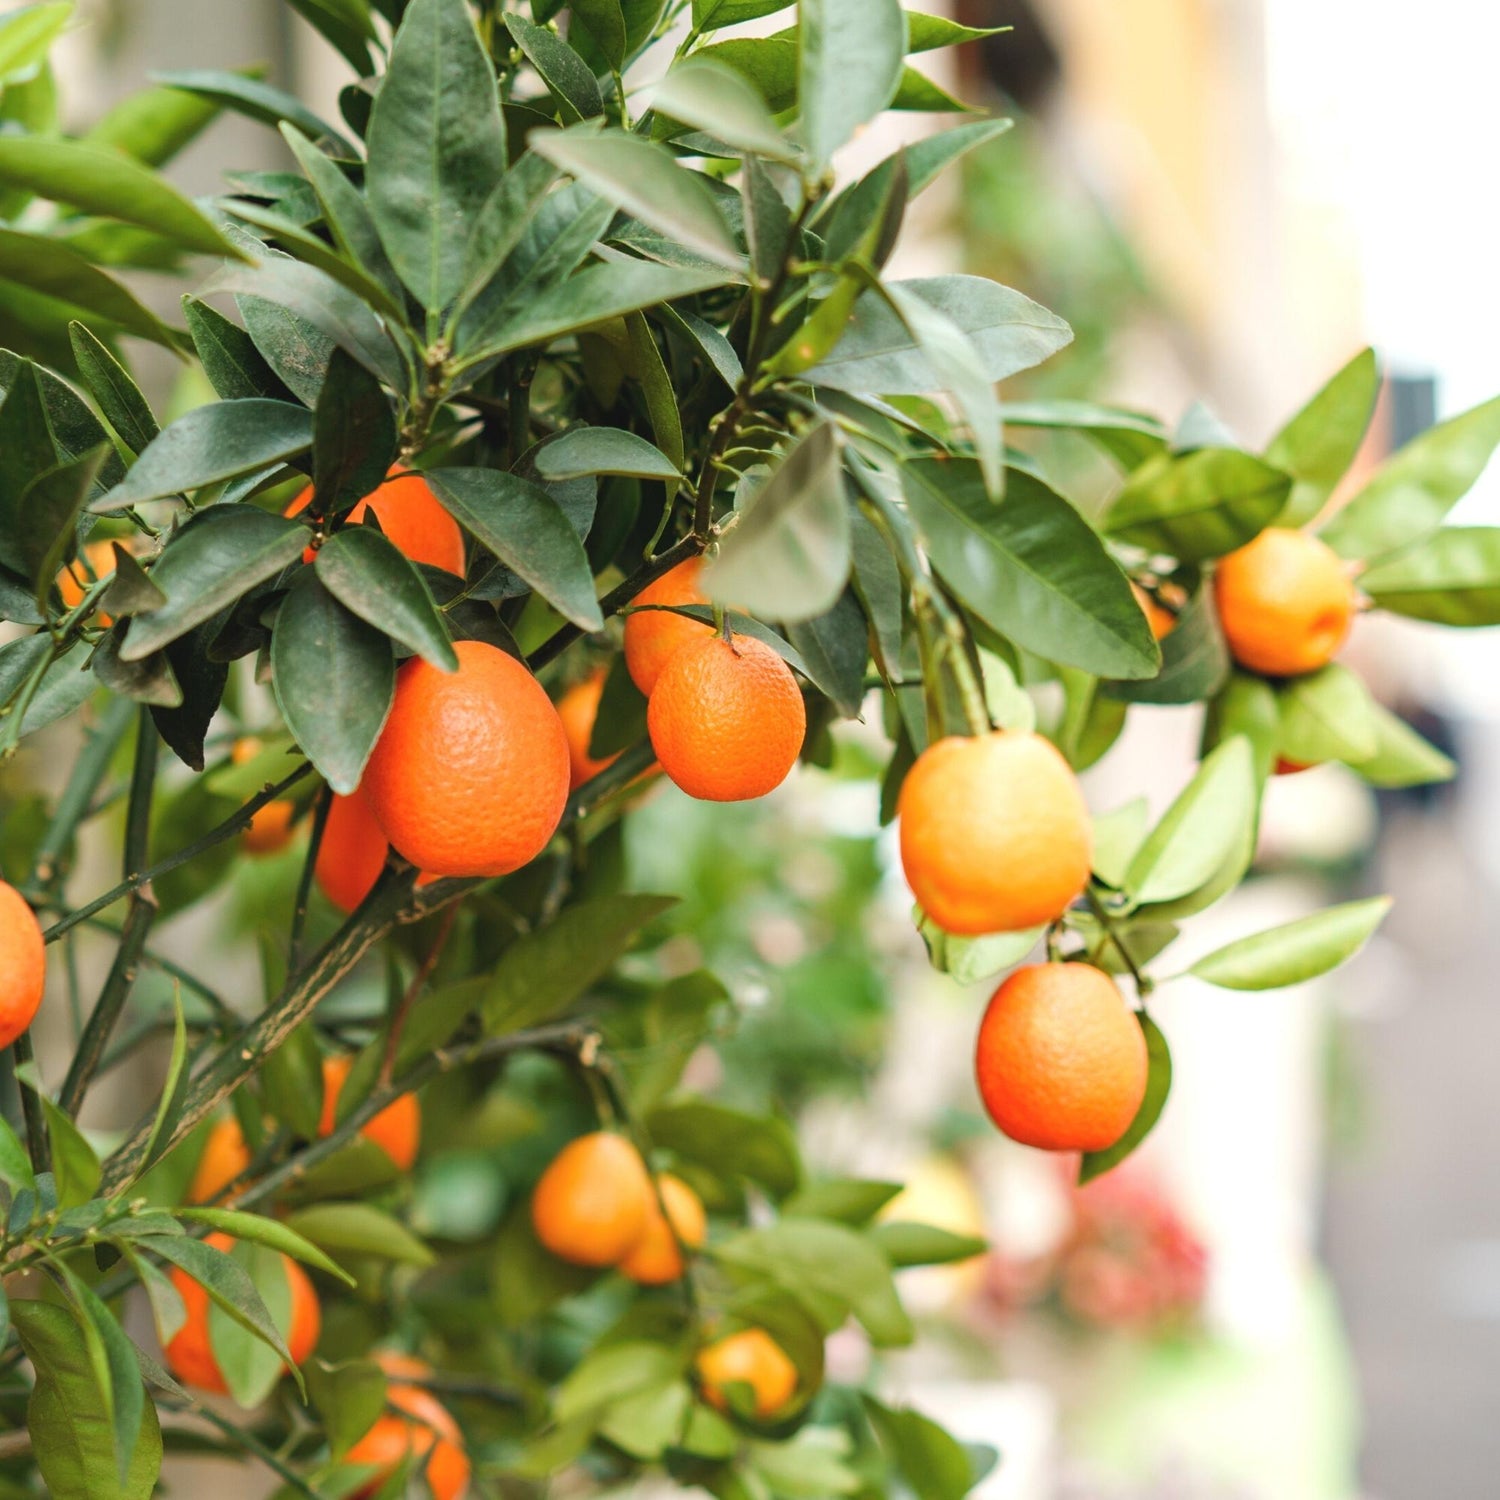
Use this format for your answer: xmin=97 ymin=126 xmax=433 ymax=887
xmin=531 ymin=1131 xmax=653 ymax=1267
xmin=974 ymin=963 xmax=1148 ymax=1152
xmin=319 ymin=1054 xmax=421 ymax=1171
xmin=1131 ymin=582 xmax=1176 ymax=641
xmin=232 ymin=738 xmax=298 ymax=855
xmin=558 ymin=668 xmax=620 ymax=790
xmin=646 ymin=633 xmax=805 ymax=802
xmin=315 ymin=788 xmax=391 ymax=913
xmin=57 ymin=538 xmax=121 ymax=626
xmin=898 ymin=731 xmax=1092 ymax=935
xmin=288 ymin=469 xmax=466 ymax=576
xmin=164 ymin=1232 xmax=320 ymax=1395
xmin=362 ymin=640 xmax=570 ymax=878
xmin=623 ymin=557 xmax=711 ymax=694
xmin=619 ymin=1174 xmax=708 ymax=1285
xmin=0 ymin=881 xmax=45 ymax=1052
xmin=344 ymin=1354 xmax=470 ymax=1500
xmin=696 ymin=1329 xmax=799 ymax=1418
xmin=1214 ymin=527 xmax=1357 ymax=677
xmin=188 ymin=1116 xmax=253 ymax=1204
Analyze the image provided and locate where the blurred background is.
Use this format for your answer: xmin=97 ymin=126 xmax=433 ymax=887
xmin=12 ymin=1 xmax=1500 ymax=1496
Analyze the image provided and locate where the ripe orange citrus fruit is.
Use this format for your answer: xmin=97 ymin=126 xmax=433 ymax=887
xmin=558 ymin=668 xmax=620 ymax=790
xmin=344 ymin=1353 xmax=470 ymax=1500
xmin=1274 ymin=757 xmax=1315 ymax=776
xmin=696 ymin=1329 xmax=799 ymax=1418
xmin=898 ymin=730 xmax=1092 ymax=935
xmin=362 ymin=640 xmax=570 ymax=878
xmin=0 ymin=881 xmax=45 ymax=1052
xmin=287 ymin=468 xmax=466 ymax=576
xmin=620 ymin=1174 xmax=708 ymax=1285
xmin=1214 ymin=527 xmax=1357 ymax=677
xmin=1131 ymin=582 xmax=1176 ymax=641
xmin=320 ymin=1054 xmax=421 ymax=1171
xmin=57 ymin=538 xmax=120 ymax=626
xmin=974 ymin=963 xmax=1148 ymax=1152
xmin=232 ymin=738 xmax=298 ymax=855
xmin=647 ymin=633 xmax=805 ymax=802
xmin=188 ymin=1116 xmax=253 ymax=1204
xmin=164 ymin=1232 xmax=320 ymax=1395
xmin=315 ymin=788 xmax=391 ymax=912
xmin=623 ymin=557 xmax=711 ymax=693
xmin=531 ymin=1131 xmax=653 ymax=1267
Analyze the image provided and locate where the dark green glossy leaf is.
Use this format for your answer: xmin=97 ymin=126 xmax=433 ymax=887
xmin=571 ymin=0 xmax=627 ymax=70
xmin=182 ymin=297 xmax=294 ymax=402
xmin=287 ymin=0 xmax=378 ymax=75
xmin=426 ymin=467 xmax=603 ymax=630
xmin=100 ymin=547 xmax=167 ymax=618
xmin=786 ymin=588 xmax=869 ymax=717
xmin=902 ymin=458 xmax=1158 ymax=679
xmin=0 ymin=1115 xmax=34 ymax=1190
xmin=1360 ymin=526 xmax=1500 ymax=624
xmin=154 ymin=68 xmax=357 ymax=156
xmin=312 ymin=348 xmax=396 ymax=515
xmin=505 ymin=12 xmax=604 ymax=124
xmin=316 ymin=525 xmax=457 ymax=669
xmin=799 ymin=0 xmax=905 ymax=165
xmin=452 ymin=151 xmax=560 ymax=319
xmin=534 ymin=426 xmax=680 ymax=483
xmin=19 ymin=446 xmax=109 ymax=595
xmin=1265 ymin=347 xmax=1379 ymax=527
xmin=237 ymin=286 xmax=336 ymax=408
xmin=147 ymin=626 xmax=226 ymax=769
xmin=1104 ymin=586 xmax=1228 ymax=706
xmin=308 ymin=1358 xmax=387 ymax=1460
xmin=650 ymin=57 xmax=795 ymax=160
xmin=1079 ymin=1015 xmax=1170 ymax=1183
xmin=647 ymin=1098 xmax=800 ymax=1199
xmin=31 ymin=1090 xmax=101 ymax=1206
xmin=69 ymin=323 xmax=159 ymax=455
xmin=0 ymin=359 xmax=59 ymax=574
xmin=1001 ymin=398 xmax=1168 ymax=470
xmin=367 ymin=0 xmax=507 ymax=310
xmin=85 ymin=75 xmax=232 ymax=166
xmin=271 ymin=568 xmax=394 ymax=794
xmin=282 ymin=1202 xmax=434 ymax=1266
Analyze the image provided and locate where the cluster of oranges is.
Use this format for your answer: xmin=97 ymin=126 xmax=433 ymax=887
xmin=530 ymin=1131 xmax=798 ymax=1419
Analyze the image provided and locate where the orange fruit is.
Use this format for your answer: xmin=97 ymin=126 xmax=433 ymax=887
xmin=287 ymin=468 xmax=466 ymax=576
xmin=531 ymin=1131 xmax=653 ymax=1267
xmin=164 ymin=1232 xmax=321 ymax=1395
xmin=898 ymin=730 xmax=1092 ymax=936
xmin=0 ymin=881 xmax=45 ymax=1052
xmin=319 ymin=1055 xmax=421 ymax=1171
xmin=315 ymin=788 xmax=391 ymax=912
xmin=362 ymin=640 xmax=570 ymax=878
xmin=558 ymin=668 xmax=620 ymax=790
xmin=1214 ymin=527 xmax=1357 ymax=677
xmin=623 ymin=557 xmax=711 ymax=693
xmin=1274 ymin=757 xmax=1315 ymax=776
xmin=696 ymin=1329 xmax=799 ymax=1418
xmin=344 ymin=1354 xmax=470 ymax=1500
xmin=1131 ymin=582 xmax=1176 ymax=641
xmin=57 ymin=538 xmax=120 ymax=626
xmin=188 ymin=1116 xmax=252 ymax=1204
xmin=232 ymin=738 xmax=298 ymax=855
xmin=647 ymin=633 xmax=805 ymax=802
xmin=620 ymin=1174 xmax=708 ymax=1285
xmin=974 ymin=963 xmax=1148 ymax=1152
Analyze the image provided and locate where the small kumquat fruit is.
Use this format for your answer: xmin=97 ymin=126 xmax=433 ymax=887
xmin=320 ymin=1054 xmax=421 ymax=1171
xmin=531 ymin=1131 xmax=653 ymax=1268
xmin=696 ymin=1328 xmax=799 ymax=1419
xmin=620 ymin=1174 xmax=707 ymax=1285
xmin=623 ymin=557 xmax=711 ymax=694
xmin=0 ymin=881 xmax=45 ymax=1053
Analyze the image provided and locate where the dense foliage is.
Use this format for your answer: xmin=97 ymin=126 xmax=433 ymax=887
xmin=1 ymin=0 xmax=1498 ymax=1495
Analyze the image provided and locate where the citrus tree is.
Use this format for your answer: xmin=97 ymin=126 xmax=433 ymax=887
xmin=1 ymin=0 xmax=1498 ymax=1496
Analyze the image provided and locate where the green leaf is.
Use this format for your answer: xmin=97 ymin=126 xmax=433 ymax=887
xmin=569 ymin=0 xmax=627 ymax=69
xmin=308 ymin=1357 xmax=388 ymax=1460
xmin=714 ymin=1217 xmax=911 ymax=1346
xmin=1202 ymin=670 xmax=1279 ymax=784
xmin=865 ymin=1398 xmax=978 ymax=1500
xmin=207 ymin=1240 xmax=292 ymax=1407
xmin=282 ymin=1202 xmax=435 ymax=1266
xmin=182 ymin=297 xmax=293 ymax=402
xmin=1125 ymin=736 xmax=1255 ymax=905
xmin=624 ymin=310 xmax=686 ymax=476
xmin=316 ymin=527 xmax=456 ymax=670
xmin=154 ymin=68 xmax=357 ymax=156
xmin=68 ymin=323 xmax=158 ymax=456
xmin=426 ymin=467 xmax=603 ymax=631
xmin=177 ymin=1208 xmax=356 ymax=1287
xmin=1360 ymin=526 xmax=1500 ymax=624
xmin=905 ymin=9 xmax=1007 ymax=50
xmin=0 ymin=228 xmax=176 ymax=347
xmin=98 ymin=400 xmax=313 ymax=512
xmin=287 ymin=0 xmax=378 ymax=74
xmin=11 ymin=1299 xmax=163 ymax=1500
xmin=0 ymin=358 xmax=58 ymax=576
xmin=117 ymin=508 xmax=307 ymax=660
xmin=1003 ymin=399 xmax=1169 ymax=470
xmin=1103 ymin=586 xmax=1228 ymax=706
xmin=19 ymin=445 xmax=109 ymax=596
xmin=555 ymin=1342 xmax=684 ymax=1424
xmin=85 ymin=75 xmax=235 ymax=167
xmin=1276 ymin=663 xmax=1377 ymax=765
xmin=694 ymin=0 xmax=792 ymax=29
xmin=1188 ymin=896 xmax=1391 ymax=992
xmin=702 ymin=422 xmax=851 ymax=624
xmin=531 ymin=127 xmax=741 ymax=270
xmin=481 ymin=893 xmax=675 ymax=1033
xmin=889 ymin=64 xmax=973 ymax=112
xmin=0 ymin=136 xmax=239 ymax=257
xmin=1264 ymin=348 xmax=1379 ymax=527
xmin=271 ymin=568 xmax=395 ymax=794
xmin=1079 ymin=1015 xmax=1171 ymax=1183
xmin=505 ymin=12 xmax=604 ymax=123
xmin=312 ymin=347 xmax=397 ymax=515
xmin=133 ymin=989 xmax=189 ymax=1179
xmin=0 ymin=4 xmax=72 ymax=83
xmin=786 ymin=588 xmax=870 ymax=717
xmin=0 ymin=1114 xmax=34 ymax=1190
xmin=1091 ymin=797 xmax=1149 ymax=889
xmin=651 ymin=57 xmax=796 ymax=160
xmin=490 ymin=1204 xmax=600 ymax=1326
xmin=799 ymin=0 xmax=905 ymax=165
xmin=599 ymin=1379 xmax=692 ymax=1462
xmin=807 ymin=274 xmax=1070 ymax=394
xmin=1344 ymin=702 xmax=1456 ymax=788
xmin=32 ymin=1091 xmax=101 ymax=1207
xmin=868 ymin=1221 xmax=986 ymax=1268
xmin=366 ymin=0 xmax=506 ymax=311
xmin=1319 ymin=396 xmax=1500 ymax=562
xmin=1103 ymin=448 xmax=1291 ymax=561
xmin=534 ymin=426 xmax=680 ymax=483
xmin=918 ymin=917 xmax=1040 ymax=985
xmin=901 ymin=458 xmax=1159 ymax=680
xmin=646 ymin=1098 xmax=800 ymax=1199
xmin=782 ymin=1179 xmax=902 ymax=1225
xmin=451 ymin=151 xmax=561 ymax=320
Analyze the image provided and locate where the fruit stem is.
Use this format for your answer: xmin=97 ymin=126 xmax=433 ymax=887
xmin=1083 ymin=886 xmax=1155 ymax=1001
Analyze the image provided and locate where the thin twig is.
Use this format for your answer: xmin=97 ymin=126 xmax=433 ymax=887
xmin=379 ymin=902 xmax=458 ymax=1088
